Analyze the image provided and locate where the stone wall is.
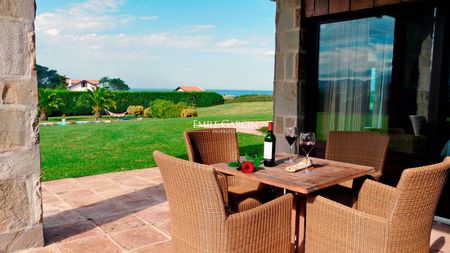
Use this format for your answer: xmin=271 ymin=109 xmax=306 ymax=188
xmin=0 ymin=0 xmax=43 ymax=251
xmin=273 ymin=0 xmax=302 ymax=152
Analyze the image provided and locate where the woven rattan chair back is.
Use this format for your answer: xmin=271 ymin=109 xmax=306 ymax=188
xmin=154 ymin=151 xmax=227 ymax=252
xmin=326 ymin=131 xmax=390 ymax=178
xmin=184 ymin=128 xmax=240 ymax=165
xmin=387 ymin=157 xmax=450 ymax=252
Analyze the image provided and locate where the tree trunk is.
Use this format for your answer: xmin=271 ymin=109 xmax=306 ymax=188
xmin=40 ymin=111 xmax=48 ymax=121
xmin=94 ymin=110 xmax=102 ymax=120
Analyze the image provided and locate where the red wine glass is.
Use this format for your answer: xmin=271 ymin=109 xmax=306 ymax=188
xmin=300 ymin=132 xmax=315 ymax=174
xmin=284 ymin=126 xmax=298 ymax=163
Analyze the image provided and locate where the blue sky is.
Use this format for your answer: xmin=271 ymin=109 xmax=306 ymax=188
xmin=35 ymin=0 xmax=276 ymax=90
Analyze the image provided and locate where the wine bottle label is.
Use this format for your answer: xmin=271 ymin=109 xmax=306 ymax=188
xmin=264 ymin=142 xmax=273 ymax=159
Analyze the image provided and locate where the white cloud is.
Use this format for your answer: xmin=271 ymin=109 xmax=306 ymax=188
xmin=263 ymin=50 xmax=275 ymax=56
xmin=35 ymin=0 xmax=276 ymax=89
xmin=45 ymin=28 xmax=60 ymax=37
xmin=215 ymin=39 xmax=249 ymax=48
xmin=35 ymin=0 xmax=130 ymax=35
xmin=139 ymin=16 xmax=159 ymax=21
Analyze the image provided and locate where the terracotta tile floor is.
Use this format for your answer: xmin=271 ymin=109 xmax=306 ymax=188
xmin=19 ymin=168 xmax=450 ymax=253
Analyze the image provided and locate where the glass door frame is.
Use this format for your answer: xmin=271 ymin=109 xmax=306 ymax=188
xmin=300 ymin=0 xmax=449 ymax=164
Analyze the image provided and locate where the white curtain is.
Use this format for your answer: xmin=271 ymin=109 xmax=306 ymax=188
xmin=318 ymin=17 xmax=394 ymax=139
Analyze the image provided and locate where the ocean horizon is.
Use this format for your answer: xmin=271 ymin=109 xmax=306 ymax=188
xmin=130 ymin=88 xmax=273 ymax=96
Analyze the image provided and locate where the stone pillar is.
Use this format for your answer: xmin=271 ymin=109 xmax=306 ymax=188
xmin=0 ymin=1 xmax=44 ymax=251
xmin=273 ymin=0 xmax=302 ymax=152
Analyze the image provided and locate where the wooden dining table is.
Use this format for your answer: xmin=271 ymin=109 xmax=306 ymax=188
xmin=211 ymin=152 xmax=375 ymax=253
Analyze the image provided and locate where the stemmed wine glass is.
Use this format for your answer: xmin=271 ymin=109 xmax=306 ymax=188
xmin=299 ymin=132 xmax=316 ymax=174
xmin=284 ymin=126 xmax=298 ymax=163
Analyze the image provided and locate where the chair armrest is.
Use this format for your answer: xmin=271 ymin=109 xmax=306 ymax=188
xmin=356 ymin=179 xmax=397 ymax=218
xmin=216 ymin=173 xmax=229 ymax=206
xmin=306 ymin=195 xmax=388 ymax=253
xmin=225 ymin=193 xmax=293 ymax=253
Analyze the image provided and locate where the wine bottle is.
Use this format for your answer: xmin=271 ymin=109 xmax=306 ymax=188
xmin=263 ymin=122 xmax=276 ymax=167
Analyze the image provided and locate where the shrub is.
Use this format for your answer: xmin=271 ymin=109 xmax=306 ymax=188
xmin=127 ymin=105 xmax=144 ymax=116
xmin=225 ymin=94 xmax=273 ymax=104
xmin=143 ymin=108 xmax=152 ymax=118
xmin=181 ymin=108 xmax=198 ymax=118
xmin=50 ymin=91 xmax=224 ymax=116
xmin=151 ymin=100 xmax=193 ymax=119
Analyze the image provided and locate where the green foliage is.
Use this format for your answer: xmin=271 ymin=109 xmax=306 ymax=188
xmin=78 ymin=88 xmax=117 ymax=118
xmin=127 ymin=105 xmax=144 ymax=116
xmin=151 ymin=100 xmax=193 ymax=119
xmin=181 ymin=108 xmax=198 ymax=118
xmin=99 ymin=77 xmax=130 ymax=91
xmin=36 ymin=64 xmax=67 ymax=89
xmin=225 ymin=94 xmax=273 ymax=104
xmin=38 ymin=88 xmax=64 ymax=120
xmin=40 ymin=102 xmax=271 ymax=181
xmin=47 ymin=91 xmax=223 ymax=116
xmin=245 ymin=153 xmax=263 ymax=168
xmin=143 ymin=108 xmax=152 ymax=118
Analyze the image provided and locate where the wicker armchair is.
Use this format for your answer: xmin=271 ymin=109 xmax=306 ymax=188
xmin=305 ymin=157 xmax=450 ymax=253
xmin=326 ymin=131 xmax=390 ymax=188
xmin=184 ymin=128 xmax=268 ymax=212
xmin=154 ymin=151 xmax=293 ymax=253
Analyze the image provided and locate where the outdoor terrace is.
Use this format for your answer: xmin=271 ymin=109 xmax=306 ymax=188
xmin=19 ymin=168 xmax=450 ymax=253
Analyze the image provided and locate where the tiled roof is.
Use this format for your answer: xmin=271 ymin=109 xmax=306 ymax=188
xmin=175 ymin=86 xmax=204 ymax=92
xmin=66 ymin=79 xmax=100 ymax=86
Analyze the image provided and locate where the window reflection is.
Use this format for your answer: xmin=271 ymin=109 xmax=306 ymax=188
xmin=317 ymin=16 xmax=395 ymax=140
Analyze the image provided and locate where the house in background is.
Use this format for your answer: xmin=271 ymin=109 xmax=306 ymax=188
xmin=174 ymin=85 xmax=205 ymax=92
xmin=66 ymin=79 xmax=99 ymax=91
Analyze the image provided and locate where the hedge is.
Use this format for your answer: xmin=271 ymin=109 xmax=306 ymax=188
xmin=52 ymin=91 xmax=224 ymax=116
xmin=225 ymin=94 xmax=273 ymax=104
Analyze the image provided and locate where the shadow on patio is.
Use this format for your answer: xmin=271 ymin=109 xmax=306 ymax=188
xmin=21 ymin=167 xmax=450 ymax=253
xmin=36 ymin=168 xmax=172 ymax=252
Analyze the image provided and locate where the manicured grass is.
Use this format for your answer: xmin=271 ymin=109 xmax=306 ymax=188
xmin=40 ymin=102 xmax=272 ymax=181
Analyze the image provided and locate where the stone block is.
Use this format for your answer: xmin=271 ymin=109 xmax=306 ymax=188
xmin=295 ymin=8 xmax=301 ymax=28
xmin=0 ymin=78 xmax=38 ymax=105
xmin=275 ymin=53 xmax=285 ymax=80
xmin=275 ymin=134 xmax=290 ymax=153
xmin=277 ymin=30 xmax=300 ymax=54
xmin=285 ymin=53 xmax=299 ymax=81
xmin=284 ymin=117 xmax=297 ymax=128
xmin=277 ymin=7 xmax=296 ymax=31
xmin=0 ymin=146 xmax=40 ymax=179
xmin=275 ymin=115 xmax=284 ymax=135
xmin=0 ymin=19 xmax=34 ymax=78
xmin=274 ymin=81 xmax=298 ymax=116
xmin=0 ymin=179 xmax=30 ymax=233
xmin=0 ymin=0 xmax=35 ymax=20
xmin=27 ymin=175 xmax=43 ymax=226
xmin=0 ymin=224 xmax=44 ymax=252
xmin=0 ymin=105 xmax=39 ymax=152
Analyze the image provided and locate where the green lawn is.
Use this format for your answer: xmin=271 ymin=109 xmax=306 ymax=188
xmin=40 ymin=102 xmax=272 ymax=181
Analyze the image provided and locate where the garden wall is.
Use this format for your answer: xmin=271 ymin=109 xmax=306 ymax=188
xmin=0 ymin=0 xmax=44 ymax=251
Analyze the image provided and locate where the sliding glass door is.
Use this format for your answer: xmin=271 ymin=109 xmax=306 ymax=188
xmin=316 ymin=16 xmax=394 ymax=140
xmin=315 ymin=7 xmax=436 ymax=159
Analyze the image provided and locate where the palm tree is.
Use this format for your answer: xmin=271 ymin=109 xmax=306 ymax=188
xmin=79 ymin=88 xmax=116 ymax=120
xmin=38 ymin=89 xmax=63 ymax=120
